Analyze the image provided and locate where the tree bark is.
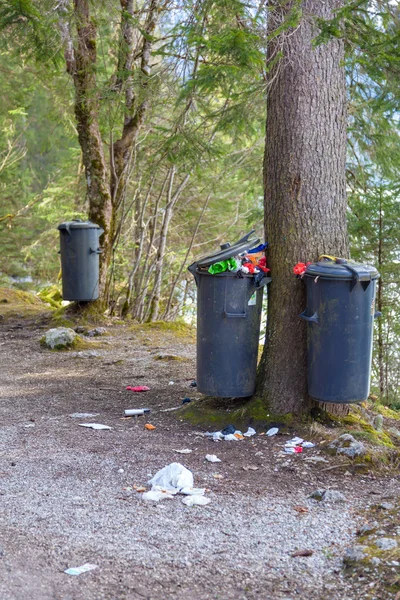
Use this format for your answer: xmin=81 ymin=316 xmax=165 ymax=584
xmin=72 ymin=0 xmax=113 ymax=294
xmin=257 ymin=0 xmax=349 ymax=414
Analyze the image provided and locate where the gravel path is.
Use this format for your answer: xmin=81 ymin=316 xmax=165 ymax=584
xmin=0 ymin=318 xmax=398 ymax=599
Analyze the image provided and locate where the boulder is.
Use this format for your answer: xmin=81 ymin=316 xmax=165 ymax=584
xmin=42 ymin=327 xmax=78 ymax=350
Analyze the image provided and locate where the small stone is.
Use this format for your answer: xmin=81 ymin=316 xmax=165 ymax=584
xmin=118 ymin=468 xmax=124 ymax=473
xmin=375 ymin=538 xmax=398 ymax=551
xmin=373 ymin=414 xmax=383 ymax=431
xmin=87 ymin=327 xmax=108 ymax=337
xmin=310 ymin=489 xmax=346 ymax=503
xmin=371 ymin=557 xmax=381 ymax=566
xmin=343 ymin=545 xmax=367 ymax=566
xmin=310 ymin=489 xmax=325 ymax=501
xmin=378 ymin=502 xmax=394 ymax=510
xmin=328 ymin=434 xmax=366 ymax=458
xmin=322 ymin=489 xmax=346 ymax=503
xmin=358 ymin=522 xmax=378 ymax=535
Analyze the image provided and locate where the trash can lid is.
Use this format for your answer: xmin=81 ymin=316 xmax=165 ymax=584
xmin=305 ymin=257 xmax=379 ymax=281
xmin=193 ymin=230 xmax=261 ymax=269
xmin=58 ymin=219 xmax=103 ymax=231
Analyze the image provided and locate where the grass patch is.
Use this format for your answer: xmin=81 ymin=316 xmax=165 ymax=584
xmin=0 ymin=287 xmax=53 ymax=320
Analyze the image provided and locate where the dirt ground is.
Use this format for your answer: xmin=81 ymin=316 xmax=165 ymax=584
xmin=0 ymin=309 xmax=399 ymax=600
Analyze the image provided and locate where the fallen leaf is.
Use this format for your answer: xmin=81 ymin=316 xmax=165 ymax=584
xmin=291 ymin=549 xmax=313 ymax=557
xmin=144 ymin=424 xmax=156 ymax=430
xmin=293 ymin=506 xmax=309 ymax=514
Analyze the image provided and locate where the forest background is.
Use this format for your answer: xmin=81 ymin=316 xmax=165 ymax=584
xmin=0 ymin=0 xmax=399 ymax=408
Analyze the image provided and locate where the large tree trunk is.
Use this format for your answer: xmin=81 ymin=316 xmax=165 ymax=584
xmin=257 ymin=0 xmax=349 ymax=414
xmin=72 ymin=0 xmax=113 ymax=295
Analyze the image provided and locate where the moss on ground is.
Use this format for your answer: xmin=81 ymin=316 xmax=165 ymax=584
xmin=131 ymin=320 xmax=195 ymax=339
xmin=181 ymin=395 xmax=294 ymax=431
xmin=0 ymin=287 xmax=53 ymax=320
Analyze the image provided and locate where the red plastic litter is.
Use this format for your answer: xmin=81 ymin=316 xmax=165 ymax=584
xmin=126 ymin=386 xmax=150 ymax=392
xmin=294 ymin=446 xmax=303 ymax=453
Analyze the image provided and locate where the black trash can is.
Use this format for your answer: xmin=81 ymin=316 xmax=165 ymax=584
xmin=300 ymin=257 xmax=380 ymax=403
xmin=58 ymin=219 xmax=104 ymax=301
xmin=188 ymin=231 xmax=271 ymax=398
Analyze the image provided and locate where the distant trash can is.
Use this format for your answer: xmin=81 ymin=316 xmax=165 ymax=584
xmin=300 ymin=257 xmax=380 ymax=403
xmin=188 ymin=231 xmax=271 ymax=398
xmin=58 ymin=219 xmax=104 ymax=301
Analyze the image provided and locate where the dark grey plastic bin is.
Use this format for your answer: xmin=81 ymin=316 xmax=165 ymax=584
xmin=300 ymin=258 xmax=380 ymax=403
xmin=58 ymin=220 xmax=104 ymax=301
xmin=189 ymin=231 xmax=270 ymax=398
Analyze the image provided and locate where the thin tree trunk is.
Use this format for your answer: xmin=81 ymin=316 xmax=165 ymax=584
xmin=148 ymin=171 xmax=190 ymax=322
xmin=258 ymin=0 xmax=349 ymax=414
xmin=377 ymin=191 xmax=384 ymax=398
xmin=63 ymin=0 xmax=113 ymax=295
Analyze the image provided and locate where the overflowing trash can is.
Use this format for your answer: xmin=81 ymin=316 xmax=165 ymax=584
xmin=188 ymin=231 xmax=271 ymax=398
xmin=58 ymin=219 xmax=104 ymax=301
xmin=300 ymin=257 xmax=380 ymax=403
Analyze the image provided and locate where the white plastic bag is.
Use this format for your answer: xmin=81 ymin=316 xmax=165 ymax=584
xmin=182 ymin=495 xmax=211 ymax=506
xmin=148 ymin=463 xmax=193 ymax=492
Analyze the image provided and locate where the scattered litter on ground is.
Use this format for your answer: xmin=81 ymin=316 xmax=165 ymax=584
xmin=242 ymin=465 xmax=259 ymax=471
xmin=24 ymin=423 xmax=35 ymax=428
xmin=293 ymin=506 xmax=309 ymax=514
xmin=144 ymin=423 xmax=156 ymax=431
xmin=205 ymin=454 xmax=221 ymax=463
xmin=126 ymin=386 xmax=150 ymax=392
xmin=118 ymin=468 xmax=124 ymax=473
xmin=168 ymin=381 xmax=174 ymax=385
xmin=124 ymin=408 xmax=151 ymax=416
xmin=79 ymin=423 xmax=111 ymax=430
xmin=182 ymin=495 xmax=210 ymax=507
xmin=213 ymin=474 xmax=224 ymax=479
xmin=302 ymin=441 xmax=316 ymax=448
xmin=284 ymin=438 xmax=315 ymax=454
xmin=142 ymin=489 xmax=175 ymax=502
xmin=133 ymin=486 xmax=147 ymax=493
xmin=148 ymin=463 xmax=193 ymax=492
xmin=69 ymin=413 xmax=99 ymax=419
xmin=266 ymin=427 xmax=279 ymax=436
xmin=180 ymin=487 xmax=206 ymax=496
xmin=182 ymin=397 xmax=191 ymax=404
xmin=224 ymin=434 xmax=238 ymax=441
xmin=221 ymin=425 xmax=236 ymax=435
xmin=173 ymin=449 xmax=192 ymax=454
xmin=143 ymin=463 xmax=211 ymax=506
xmin=243 ymin=427 xmax=256 ymax=437
xmin=160 ymin=406 xmax=180 ymax=412
xmin=189 ymin=380 xmax=197 ymax=387
xmin=291 ymin=549 xmax=313 ymax=558
xmin=64 ymin=563 xmax=98 ymax=576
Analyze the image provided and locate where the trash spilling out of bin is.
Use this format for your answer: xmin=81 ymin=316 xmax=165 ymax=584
xmin=297 ymin=256 xmax=380 ymax=403
xmin=188 ymin=230 xmax=271 ymax=398
xmin=205 ymin=426 xmax=257 ymax=442
xmin=142 ymin=463 xmax=211 ymax=506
